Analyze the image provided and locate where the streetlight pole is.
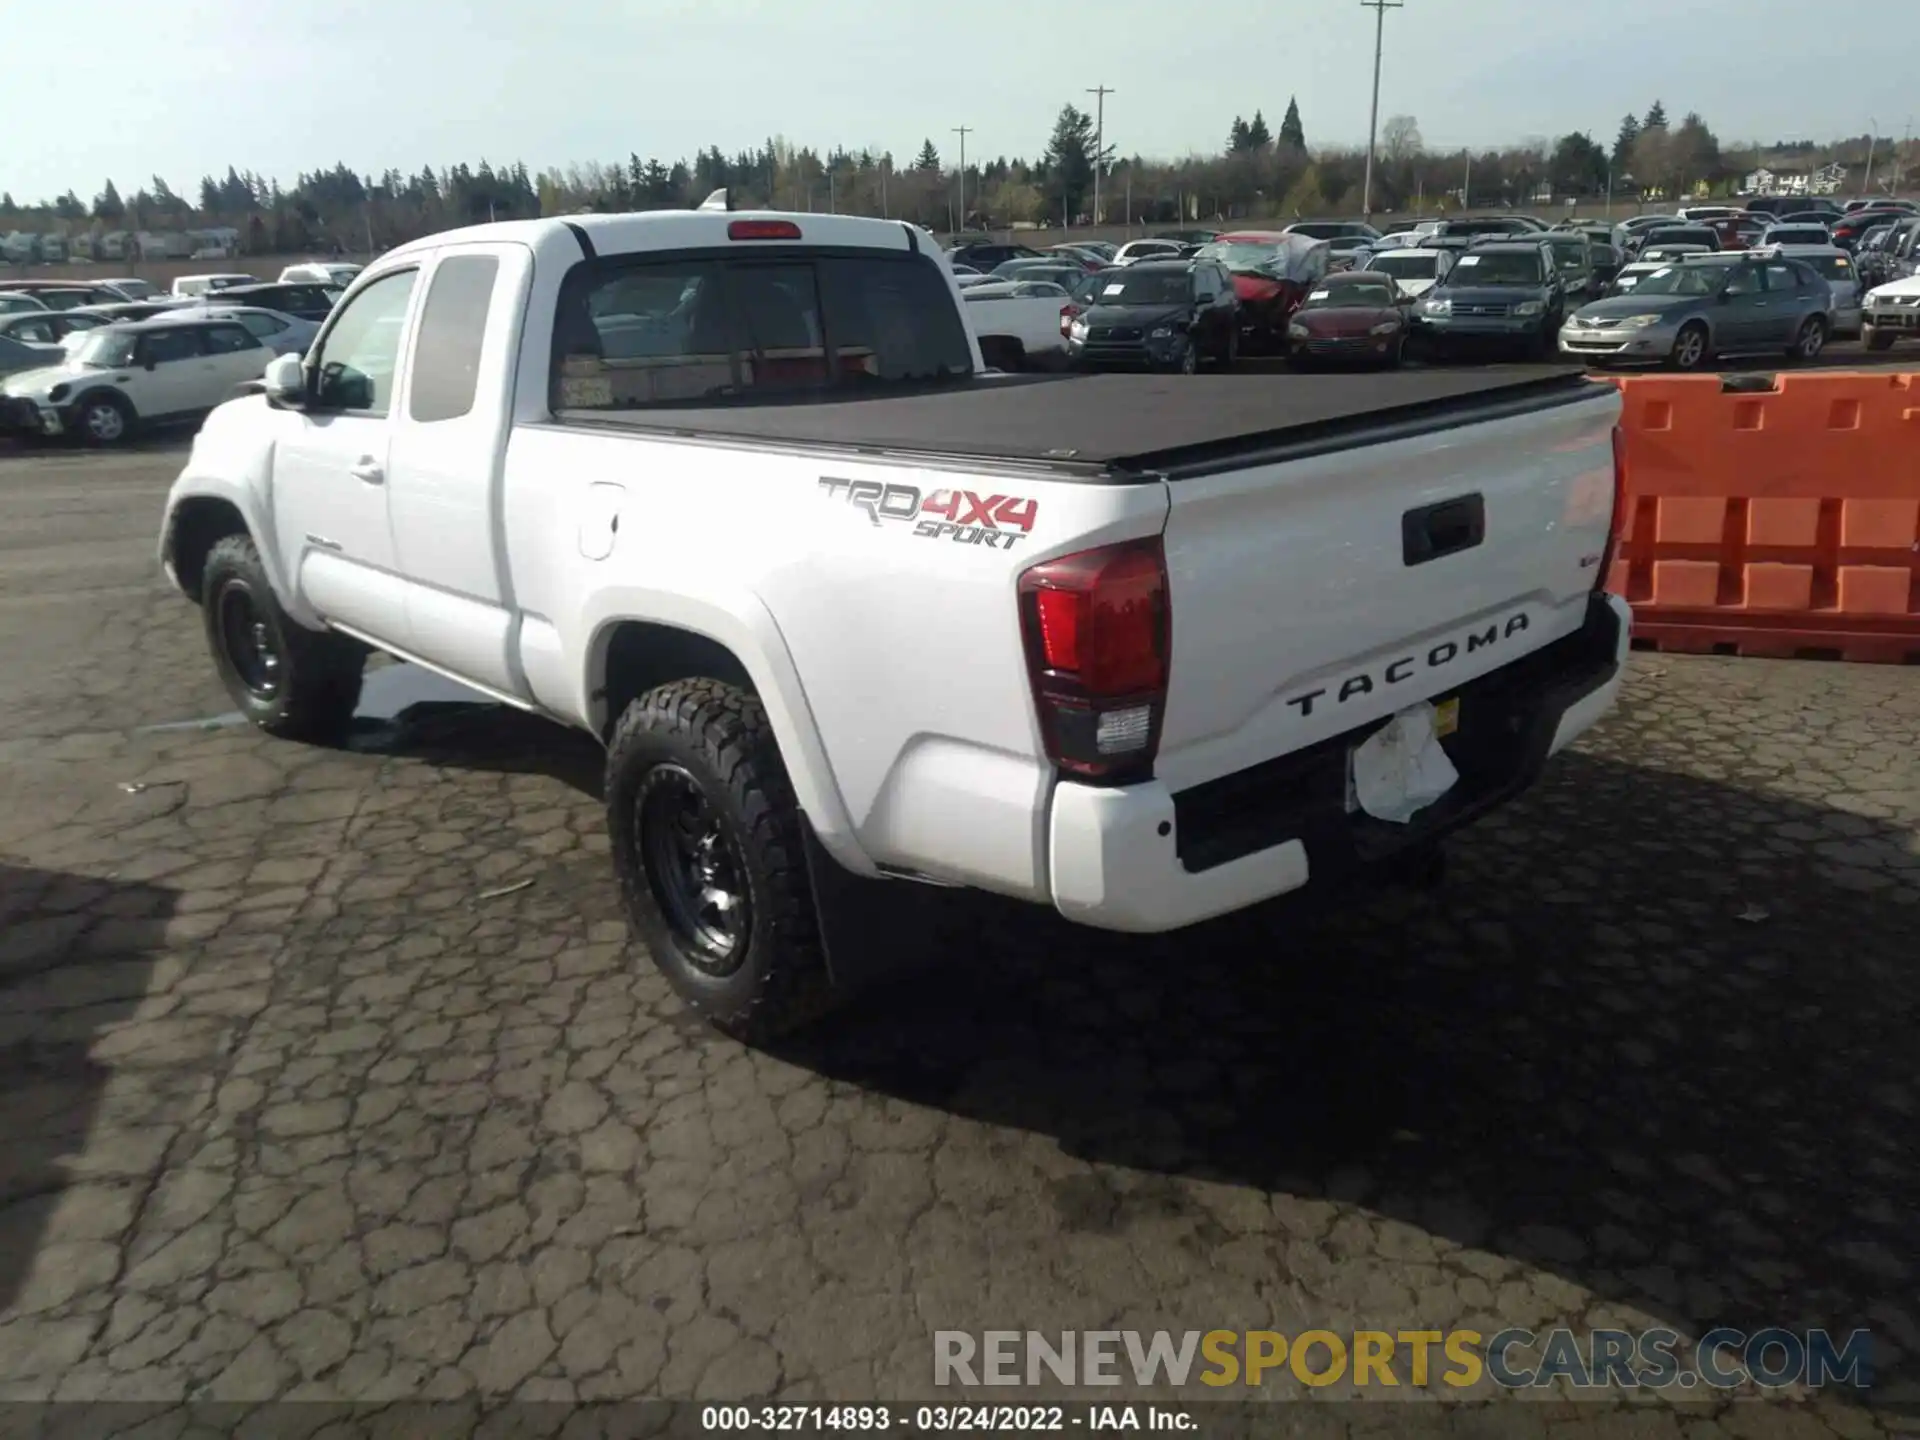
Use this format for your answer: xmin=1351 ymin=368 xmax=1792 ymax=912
xmin=1087 ymin=85 xmax=1114 ymax=224
xmin=1359 ymin=0 xmax=1403 ymax=220
xmin=953 ymin=125 xmax=971 ymax=231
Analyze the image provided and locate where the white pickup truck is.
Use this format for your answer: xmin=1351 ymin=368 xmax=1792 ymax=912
xmin=159 ymin=208 xmax=1632 ymax=1039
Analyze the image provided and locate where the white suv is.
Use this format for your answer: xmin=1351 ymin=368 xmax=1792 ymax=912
xmin=0 ymin=316 xmax=275 ymax=445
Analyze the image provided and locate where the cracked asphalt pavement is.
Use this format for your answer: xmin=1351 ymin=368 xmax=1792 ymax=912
xmin=1 ymin=443 xmax=1916 ymax=1431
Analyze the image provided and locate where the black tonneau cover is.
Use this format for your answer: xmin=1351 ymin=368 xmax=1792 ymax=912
xmin=556 ymin=367 xmax=1604 ymax=481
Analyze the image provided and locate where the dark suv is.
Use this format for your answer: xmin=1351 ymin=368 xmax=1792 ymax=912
xmin=212 ymin=282 xmax=341 ymax=321
xmin=1411 ymin=239 xmax=1565 ymax=358
xmin=1065 ymin=259 xmax=1240 ymax=372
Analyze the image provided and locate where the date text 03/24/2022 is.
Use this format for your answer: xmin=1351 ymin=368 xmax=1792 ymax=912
xmin=701 ymin=1405 xmax=1193 ymax=1432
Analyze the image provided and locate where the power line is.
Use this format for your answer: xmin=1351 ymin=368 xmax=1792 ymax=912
xmin=1360 ymin=0 xmax=1403 ymax=220
xmin=1087 ymin=86 xmax=1115 ymax=224
xmin=953 ymin=125 xmax=971 ymax=230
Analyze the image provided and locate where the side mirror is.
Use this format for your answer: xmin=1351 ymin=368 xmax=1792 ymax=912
xmin=263 ymin=352 xmax=306 ymax=406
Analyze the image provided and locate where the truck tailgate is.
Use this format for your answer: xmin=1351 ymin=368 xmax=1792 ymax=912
xmin=1152 ymin=381 xmax=1620 ymax=794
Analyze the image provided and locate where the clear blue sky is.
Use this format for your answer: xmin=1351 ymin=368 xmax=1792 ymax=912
xmin=2 ymin=0 xmax=1909 ymax=203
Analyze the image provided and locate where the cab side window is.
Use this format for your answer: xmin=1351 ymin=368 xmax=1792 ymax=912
xmin=409 ymin=255 xmax=500 ymax=423
xmin=312 ymin=269 xmax=418 ymax=414
xmin=136 ymin=329 xmax=203 ymax=366
xmin=1724 ymin=266 xmax=1762 ymax=297
xmin=1762 ymin=262 xmax=1803 ymax=293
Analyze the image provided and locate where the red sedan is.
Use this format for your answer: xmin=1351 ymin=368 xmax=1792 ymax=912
xmin=1285 ymin=272 xmax=1410 ymax=368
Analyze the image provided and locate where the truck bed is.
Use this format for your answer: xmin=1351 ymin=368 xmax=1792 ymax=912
xmin=557 ymin=366 xmax=1602 ymax=481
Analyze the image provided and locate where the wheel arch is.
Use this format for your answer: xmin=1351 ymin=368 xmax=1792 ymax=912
xmin=582 ymin=599 xmax=872 ymax=878
xmin=71 ymin=384 xmax=138 ymax=420
xmin=163 ymin=495 xmax=252 ymax=603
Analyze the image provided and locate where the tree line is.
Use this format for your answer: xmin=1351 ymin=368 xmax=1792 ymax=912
xmin=0 ymin=99 xmax=1900 ymax=257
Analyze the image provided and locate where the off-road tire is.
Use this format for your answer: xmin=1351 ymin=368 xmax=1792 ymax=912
xmin=201 ymin=534 xmax=364 ymax=742
xmin=605 ymin=679 xmax=837 ymax=1043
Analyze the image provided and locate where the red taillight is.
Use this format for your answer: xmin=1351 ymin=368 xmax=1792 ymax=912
xmin=1018 ymin=537 xmax=1170 ymax=782
xmin=728 ymin=219 xmax=802 ymax=241
xmin=1060 ymin=303 xmax=1077 ymax=337
xmin=1599 ymin=423 xmax=1629 ymax=593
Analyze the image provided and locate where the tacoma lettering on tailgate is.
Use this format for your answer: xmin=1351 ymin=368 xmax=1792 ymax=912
xmin=818 ymin=477 xmax=1037 ymax=550
xmin=1285 ymin=613 xmax=1532 ymax=718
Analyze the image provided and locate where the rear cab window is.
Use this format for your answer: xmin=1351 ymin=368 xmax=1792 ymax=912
xmin=552 ymin=248 xmax=973 ymax=412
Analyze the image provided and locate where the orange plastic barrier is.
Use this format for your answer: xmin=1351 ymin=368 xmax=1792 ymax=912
xmin=1608 ymin=371 xmax=1920 ymax=662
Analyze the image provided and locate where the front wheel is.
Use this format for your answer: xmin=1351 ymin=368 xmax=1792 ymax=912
xmin=1668 ymin=322 xmax=1710 ymax=372
xmin=1176 ymin=343 xmax=1198 ymax=375
xmin=1864 ymin=325 xmax=1895 ymax=353
xmin=75 ymin=392 xmax=134 ymax=447
xmin=201 ymin=535 xmax=364 ymax=742
xmin=1789 ymin=315 xmax=1827 ymax=363
xmin=605 ymin=679 xmax=837 ymax=1042
xmin=1219 ymin=327 xmax=1239 ymax=370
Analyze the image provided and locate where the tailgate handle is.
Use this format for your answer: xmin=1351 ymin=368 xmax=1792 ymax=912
xmin=1403 ymin=494 xmax=1485 ymax=567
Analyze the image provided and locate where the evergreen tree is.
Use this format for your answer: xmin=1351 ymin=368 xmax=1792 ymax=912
xmin=1612 ymin=114 xmax=1641 ymax=167
xmin=1246 ymin=110 xmax=1272 ymax=148
xmin=1279 ymin=96 xmax=1307 ymax=150
xmin=1042 ymin=104 xmax=1096 ymax=218
xmin=1642 ymin=100 xmax=1668 ymax=132
xmin=914 ymin=139 xmax=941 ymax=171
xmin=92 ymin=179 xmax=124 ymax=220
xmin=1228 ymin=116 xmax=1251 ymax=152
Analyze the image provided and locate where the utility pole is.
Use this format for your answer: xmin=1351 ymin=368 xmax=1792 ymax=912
xmin=1086 ymin=85 xmax=1115 ymax=224
xmin=1359 ymin=0 xmax=1403 ymax=220
xmin=1864 ymin=118 xmax=1878 ymax=197
xmin=953 ymin=125 xmax=971 ymax=232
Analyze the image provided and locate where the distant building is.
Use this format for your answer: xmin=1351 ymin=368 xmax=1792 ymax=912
xmin=136 ymin=230 xmax=195 ymax=260
xmin=1809 ymin=162 xmax=1846 ymax=195
xmin=100 ymin=231 xmax=131 ymax=261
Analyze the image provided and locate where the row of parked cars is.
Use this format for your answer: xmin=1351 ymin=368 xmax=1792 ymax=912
xmin=945 ymin=195 xmax=1920 ymax=372
xmin=0 ymin=263 xmax=361 ymax=444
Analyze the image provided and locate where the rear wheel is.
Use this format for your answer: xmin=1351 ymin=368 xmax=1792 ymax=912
xmin=1788 ymin=315 xmax=1826 ymax=362
xmin=1668 ymin=322 xmax=1710 ymax=371
xmin=605 ymin=679 xmax=837 ymax=1042
xmin=202 ymin=535 xmax=364 ymax=742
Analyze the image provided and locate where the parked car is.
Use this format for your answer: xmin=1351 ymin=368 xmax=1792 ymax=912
xmin=1110 ymin=239 xmax=1186 ymax=266
xmin=278 ymin=262 xmax=364 ymax=286
xmin=1760 ymin=223 xmax=1833 ymax=248
xmin=1862 ymin=273 xmax=1920 ymax=350
xmin=172 ymin=273 xmax=261 ymax=299
xmin=1760 ymin=245 xmax=1863 ymax=336
xmin=1365 ymin=246 xmax=1453 ymax=300
xmin=0 ymin=286 xmax=120 ymax=311
xmin=1745 ymin=197 xmax=1841 ymax=220
xmin=1639 ymin=242 xmax=1716 ymax=265
xmin=989 ymin=260 xmax=1093 ymax=289
xmin=1192 ymin=231 xmax=1330 ymax=352
xmin=1411 ymin=240 xmax=1565 ymax=359
xmin=0 ymin=293 xmax=50 ymax=315
xmin=1283 ymin=221 xmax=1381 ymax=247
xmin=1629 ymin=223 xmax=1721 ymax=257
xmin=0 ymin=315 xmax=277 ymax=444
xmin=0 ymin=310 xmax=109 ymax=347
xmin=1542 ymin=231 xmax=1601 ymax=300
xmin=1603 ymin=259 xmax=1669 ymax=297
xmin=96 ymin=278 xmax=161 ymax=301
xmin=1042 ymin=245 xmax=1111 ymax=270
xmin=963 ymin=283 xmax=1074 ymax=371
xmin=207 ymin=282 xmax=341 ymax=322
xmin=1065 ymin=258 xmax=1239 ymax=372
xmin=1152 ymin=229 xmax=1219 ymax=246
xmin=1830 ymin=207 xmax=1911 ymax=251
xmin=154 ymin=206 xmax=1631 ymax=1039
xmin=1674 ymin=205 xmax=1742 ymax=223
xmin=946 ymin=242 xmax=1043 ymax=272
xmin=65 ymin=300 xmax=191 ymax=324
xmin=171 ymin=304 xmax=323 ymax=356
xmin=1558 ymin=253 xmax=1832 ymax=371
xmin=1285 ymin=271 xmax=1410 ymax=367
xmin=0 ymin=335 xmax=57 ymax=380
xmin=1702 ymin=215 xmax=1767 ymax=250
xmin=1430 ymin=215 xmax=1541 ymax=240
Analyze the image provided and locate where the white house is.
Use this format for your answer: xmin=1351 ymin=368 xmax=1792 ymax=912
xmin=136 ymin=230 xmax=194 ymax=260
xmin=1809 ymin=162 xmax=1846 ymax=195
xmin=1743 ymin=167 xmax=1776 ymax=193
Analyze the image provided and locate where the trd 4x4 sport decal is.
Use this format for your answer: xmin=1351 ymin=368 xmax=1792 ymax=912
xmin=818 ymin=478 xmax=1038 ymax=550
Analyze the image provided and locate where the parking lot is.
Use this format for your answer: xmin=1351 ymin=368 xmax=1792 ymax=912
xmin=1 ymin=442 xmax=1916 ymax=1425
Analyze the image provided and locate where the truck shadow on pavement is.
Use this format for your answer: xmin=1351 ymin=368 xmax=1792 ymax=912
xmin=778 ymin=751 xmax=1917 ymax=1381
xmin=0 ymin=862 xmax=178 ymax=1316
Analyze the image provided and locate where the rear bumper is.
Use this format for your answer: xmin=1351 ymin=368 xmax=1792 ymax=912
xmin=1047 ymin=592 xmax=1632 ymax=933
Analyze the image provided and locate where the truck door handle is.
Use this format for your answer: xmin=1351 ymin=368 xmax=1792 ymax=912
xmin=1403 ymin=493 xmax=1485 ymax=566
xmin=350 ymin=458 xmax=385 ymax=485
